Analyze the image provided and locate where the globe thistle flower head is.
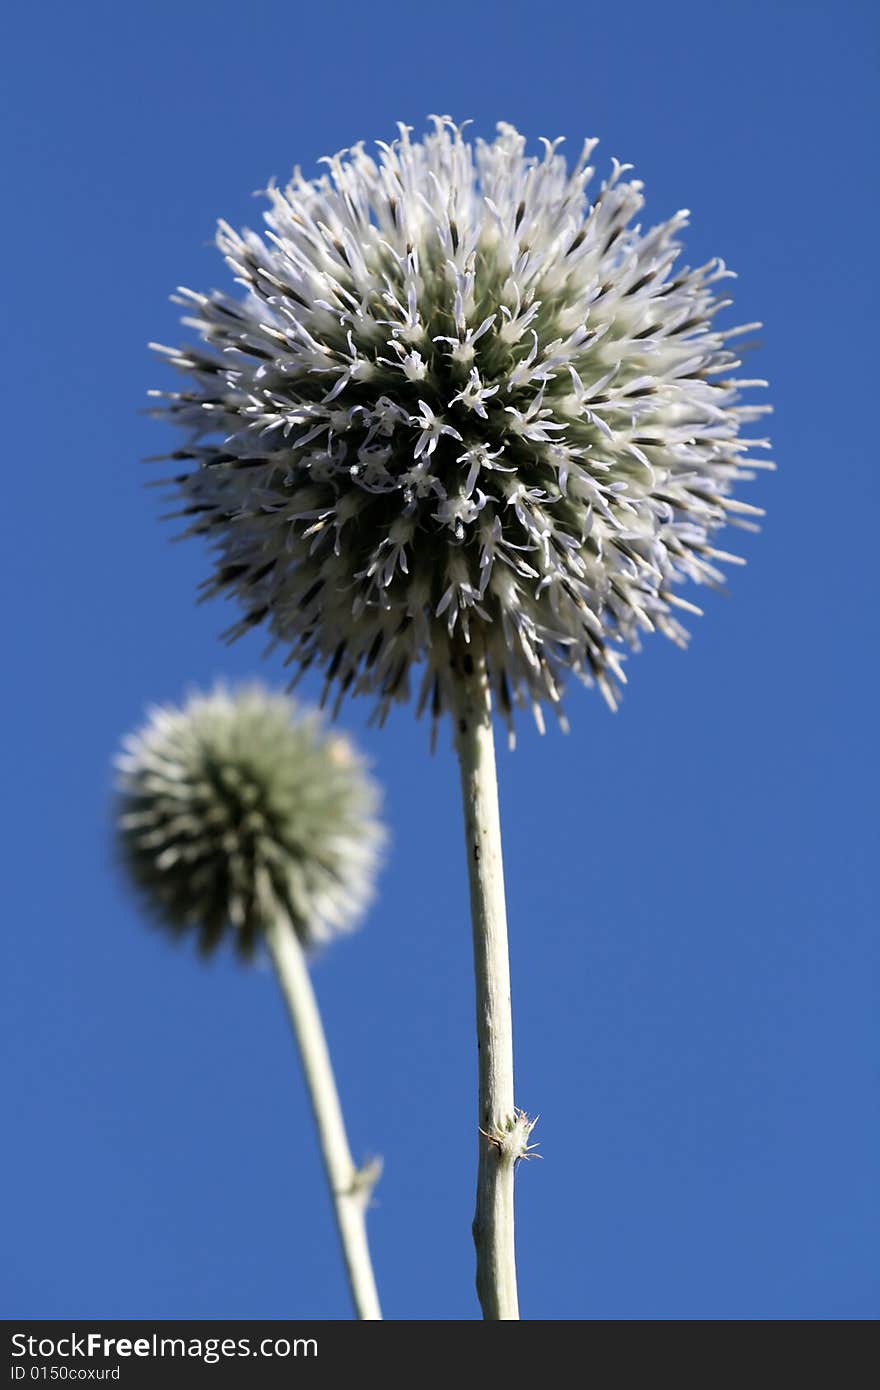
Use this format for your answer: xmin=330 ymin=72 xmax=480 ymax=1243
xmin=115 ymin=685 xmax=384 ymax=957
xmin=151 ymin=118 xmax=771 ymax=736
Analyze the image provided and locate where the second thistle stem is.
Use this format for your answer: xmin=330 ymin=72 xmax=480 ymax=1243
xmin=452 ymin=649 xmax=523 ymax=1320
xmin=265 ymin=914 xmax=382 ymax=1321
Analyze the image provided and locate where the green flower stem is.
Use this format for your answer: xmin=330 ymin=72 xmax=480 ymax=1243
xmin=452 ymin=649 xmax=522 ymax=1321
xmin=266 ymin=915 xmax=382 ymax=1321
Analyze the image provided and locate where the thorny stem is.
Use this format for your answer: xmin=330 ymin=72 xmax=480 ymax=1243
xmin=265 ymin=914 xmax=382 ymax=1321
xmin=452 ymin=647 xmax=530 ymax=1320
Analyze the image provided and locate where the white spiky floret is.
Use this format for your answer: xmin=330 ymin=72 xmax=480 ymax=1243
xmin=150 ymin=117 xmax=772 ymax=737
xmin=115 ymin=685 xmax=384 ymax=956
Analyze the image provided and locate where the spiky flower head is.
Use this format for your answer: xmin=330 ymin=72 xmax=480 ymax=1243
xmin=151 ymin=117 xmax=771 ymax=734
xmin=115 ymin=685 xmax=384 ymax=957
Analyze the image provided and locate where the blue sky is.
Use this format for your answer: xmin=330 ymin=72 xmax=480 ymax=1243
xmin=3 ymin=0 xmax=877 ymax=1320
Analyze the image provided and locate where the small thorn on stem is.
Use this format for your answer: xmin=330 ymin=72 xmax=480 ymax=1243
xmin=479 ymin=1109 xmax=540 ymax=1165
xmin=347 ymin=1155 xmax=383 ymax=1209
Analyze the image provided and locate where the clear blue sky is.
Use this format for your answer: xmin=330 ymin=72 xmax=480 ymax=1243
xmin=3 ymin=0 xmax=877 ymax=1321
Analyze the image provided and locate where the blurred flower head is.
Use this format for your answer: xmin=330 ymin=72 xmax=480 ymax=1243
xmin=115 ymin=685 xmax=384 ymax=956
xmin=152 ymin=118 xmax=770 ymax=733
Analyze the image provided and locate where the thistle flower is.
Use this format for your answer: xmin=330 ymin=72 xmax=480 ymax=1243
xmin=116 ymin=684 xmax=383 ymax=957
xmin=114 ymin=684 xmax=385 ymax=1320
xmin=151 ymin=116 xmax=770 ymax=734
xmin=148 ymin=118 xmax=770 ymax=1320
